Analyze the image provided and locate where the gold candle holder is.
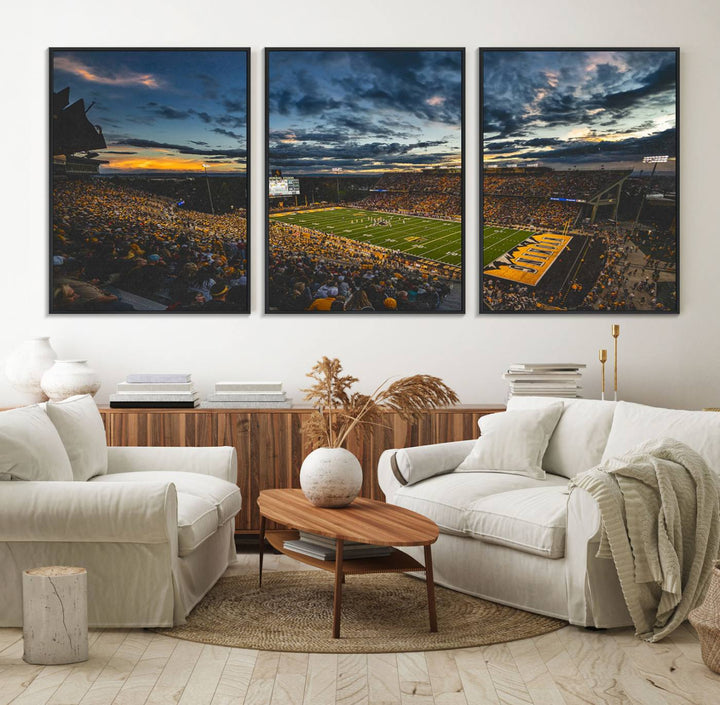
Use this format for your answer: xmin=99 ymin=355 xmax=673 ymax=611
xmin=611 ymin=324 xmax=620 ymax=401
xmin=599 ymin=349 xmax=607 ymax=401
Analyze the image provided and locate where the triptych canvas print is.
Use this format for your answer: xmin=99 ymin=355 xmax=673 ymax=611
xmin=49 ymin=47 xmax=678 ymax=315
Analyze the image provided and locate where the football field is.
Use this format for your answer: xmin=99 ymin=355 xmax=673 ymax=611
xmin=483 ymin=225 xmax=535 ymax=266
xmin=271 ymin=207 xmax=461 ymax=267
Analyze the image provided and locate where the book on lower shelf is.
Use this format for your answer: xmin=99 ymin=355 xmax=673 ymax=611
xmin=204 ymin=380 xmax=292 ymax=407
xmin=111 ymin=373 xmax=198 ymax=408
xmin=282 ymin=534 xmax=393 ymax=561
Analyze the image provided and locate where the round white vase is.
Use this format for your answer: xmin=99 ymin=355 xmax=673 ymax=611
xmin=4 ymin=337 xmax=58 ymax=402
xmin=299 ymin=447 xmax=363 ymax=508
xmin=40 ymin=360 xmax=101 ymax=402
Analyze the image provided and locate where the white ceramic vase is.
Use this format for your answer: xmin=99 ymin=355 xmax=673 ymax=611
xmin=299 ymin=447 xmax=363 ymax=508
xmin=40 ymin=360 xmax=101 ymax=402
xmin=4 ymin=337 xmax=58 ymax=402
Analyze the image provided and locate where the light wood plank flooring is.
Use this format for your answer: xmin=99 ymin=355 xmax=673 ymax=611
xmin=1 ymin=554 xmax=718 ymax=705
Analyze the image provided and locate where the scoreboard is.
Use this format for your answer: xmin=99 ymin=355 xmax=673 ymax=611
xmin=269 ymin=177 xmax=300 ymax=196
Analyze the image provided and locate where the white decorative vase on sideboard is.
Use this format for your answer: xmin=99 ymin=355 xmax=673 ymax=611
xmin=4 ymin=337 xmax=58 ymax=402
xmin=299 ymin=447 xmax=363 ymax=508
xmin=40 ymin=360 xmax=101 ymax=402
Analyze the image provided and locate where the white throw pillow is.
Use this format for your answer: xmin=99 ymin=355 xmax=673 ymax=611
xmin=0 ymin=405 xmax=73 ymax=481
xmin=45 ymin=395 xmax=108 ymax=481
xmin=392 ymin=440 xmax=476 ymax=485
xmin=508 ymin=396 xmax=616 ymax=478
xmin=456 ymin=404 xmax=563 ymax=479
xmin=602 ymin=401 xmax=720 ymax=476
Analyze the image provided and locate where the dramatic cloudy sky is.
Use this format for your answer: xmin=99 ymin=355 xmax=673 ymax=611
xmin=268 ymin=50 xmax=463 ymax=175
xmin=53 ymin=50 xmax=247 ymax=174
xmin=483 ymin=50 xmax=677 ymax=172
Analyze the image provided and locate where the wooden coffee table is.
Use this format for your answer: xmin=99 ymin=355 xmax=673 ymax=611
xmin=257 ymin=488 xmax=439 ymax=639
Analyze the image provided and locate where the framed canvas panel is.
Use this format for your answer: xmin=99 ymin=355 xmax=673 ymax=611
xmin=480 ymin=48 xmax=679 ymax=314
xmin=50 ymin=48 xmax=250 ymax=313
xmin=265 ymin=48 xmax=465 ymax=313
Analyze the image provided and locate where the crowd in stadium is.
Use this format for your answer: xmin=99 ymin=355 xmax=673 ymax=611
xmin=52 ymin=180 xmax=248 ymax=312
xmin=268 ymin=222 xmax=458 ymax=312
xmin=483 ymin=224 xmax=676 ymax=312
xmin=484 ymin=169 xmax=630 ymax=200
xmin=483 ymin=196 xmax=582 ymax=230
xmin=355 ymin=171 xmax=461 ymax=219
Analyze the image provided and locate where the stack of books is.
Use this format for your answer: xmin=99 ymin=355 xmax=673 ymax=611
xmin=503 ymin=363 xmax=586 ymax=399
xmin=283 ymin=531 xmax=393 ymax=561
xmin=200 ymin=381 xmax=292 ymax=408
xmin=109 ymin=373 xmax=199 ymax=408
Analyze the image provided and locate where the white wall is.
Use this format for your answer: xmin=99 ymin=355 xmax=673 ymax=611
xmin=1 ymin=0 xmax=718 ymax=409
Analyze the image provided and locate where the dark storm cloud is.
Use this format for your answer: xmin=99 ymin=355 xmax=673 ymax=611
xmin=103 ymin=150 xmax=137 ymax=154
xmin=483 ymin=50 xmax=677 ymax=156
xmin=516 ymin=127 xmax=676 ymax=162
xmin=195 ymin=73 xmax=219 ymax=99
xmin=268 ymin=50 xmax=462 ymax=172
xmin=192 ymin=111 xmax=213 ymax=124
xmin=268 ymin=139 xmax=449 ymax=172
xmin=222 ymin=97 xmax=246 ymax=113
xmin=212 ymin=127 xmax=243 ymax=140
xmin=119 ymin=137 xmax=246 ymax=158
xmin=144 ymin=102 xmax=191 ymax=120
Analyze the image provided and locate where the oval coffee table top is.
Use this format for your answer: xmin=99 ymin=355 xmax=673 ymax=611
xmin=258 ymin=489 xmax=438 ymax=546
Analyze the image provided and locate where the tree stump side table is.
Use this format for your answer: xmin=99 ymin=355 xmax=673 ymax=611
xmin=22 ymin=566 xmax=88 ymax=665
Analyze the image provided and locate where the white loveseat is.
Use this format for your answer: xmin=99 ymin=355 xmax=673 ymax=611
xmin=378 ymin=398 xmax=720 ymax=628
xmin=0 ymin=395 xmax=241 ymax=628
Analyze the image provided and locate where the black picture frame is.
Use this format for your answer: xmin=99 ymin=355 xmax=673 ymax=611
xmin=265 ymin=47 xmax=465 ymax=314
xmin=50 ymin=47 xmax=250 ymax=314
xmin=480 ymin=48 xmax=679 ymax=314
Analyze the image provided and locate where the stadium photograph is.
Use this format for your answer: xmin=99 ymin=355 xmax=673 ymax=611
xmin=266 ymin=48 xmax=464 ymax=313
xmin=51 ymin=49 xmax=249 ymax=313
xmin=481 ymin=49 xmax=678 ymax=313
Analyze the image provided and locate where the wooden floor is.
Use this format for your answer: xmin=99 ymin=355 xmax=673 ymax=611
xmin=1 ymin=553 xmax=719 ymax=705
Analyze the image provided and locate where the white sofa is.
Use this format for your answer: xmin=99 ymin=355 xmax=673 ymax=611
xmin=0 ymin=395 xmax=241 ymax=628
xmin=378 ymin=397 xmax=720 ymax=628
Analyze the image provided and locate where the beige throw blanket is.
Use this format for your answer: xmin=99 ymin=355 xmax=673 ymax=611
xmin=571 ymin=438 xmax=720 ymax=641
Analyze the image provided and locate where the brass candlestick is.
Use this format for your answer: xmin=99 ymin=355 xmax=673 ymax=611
xmin=599 ymin=349 xmax=607 ymax=401
xmin=612 ymin=324 xmax=620 ymax=401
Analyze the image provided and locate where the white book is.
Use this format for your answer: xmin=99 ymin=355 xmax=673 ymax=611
xmin=207 ymin=392 xmax=287 ymax=402
xmin=508 ymin=363 xmax=586 ymax=371
xmin=503 ymin=373 xmax=582 ymax=380
xmin=215 ymin=381 xmax=283 ymax=392
xmin=117 ymin=382 xmax=195 ymax=392
xmin=110 ymin=392 xmax=199 ymax=402
xmin=199 ymin=400 xmax=293 ymax=409
xmin=126 ymin=373 xmax=192 ymax=383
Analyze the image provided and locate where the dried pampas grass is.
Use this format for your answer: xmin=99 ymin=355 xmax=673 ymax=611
xmin=302 ymin=356 xmax=458 ymax=449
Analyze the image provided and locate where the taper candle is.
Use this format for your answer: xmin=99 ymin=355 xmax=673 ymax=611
xmin=599 ymin=349 xmax=607 ymax=401
xmin=611 ymin=324 xmax=620 ymax=401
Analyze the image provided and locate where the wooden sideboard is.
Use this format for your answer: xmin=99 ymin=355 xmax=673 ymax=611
xmin=99 ymin=405 xmax=504 ymax=533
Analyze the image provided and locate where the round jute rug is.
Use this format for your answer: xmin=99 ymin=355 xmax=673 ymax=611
xmin=155 ymin=571 xmax=565 ymax=653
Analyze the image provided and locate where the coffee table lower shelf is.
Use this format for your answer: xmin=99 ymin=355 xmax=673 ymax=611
xmin=260 ymin=529 xmax=437 ymax=638
xmin=265 ymin=530 xmax=425 ymax=574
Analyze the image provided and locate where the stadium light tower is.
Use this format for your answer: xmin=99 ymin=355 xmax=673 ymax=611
xmin=332 ymin=167 xmax=342 ymax=204
xmin=202 ymin=163 xmax=215 ymax=216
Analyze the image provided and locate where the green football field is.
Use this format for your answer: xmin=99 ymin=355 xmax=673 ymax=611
xmin=483 ymin=225 xmax=535 ymax=266
xmin=271 ymin=207 xmax=461 ymax=267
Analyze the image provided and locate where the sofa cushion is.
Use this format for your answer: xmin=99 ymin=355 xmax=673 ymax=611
xmin=0 ymin=405 xmax=73 ymax=481
xmin=466 ymin=486 xmax=570 ymax=558
xmin=45 ymin=395 xmax=108 ymax=481
xmin=392 ymin=440 xmax=476 ymax=486
xmin=393 ymin=471 xmax=568 ymax=536
xmin=601 ymin=402 xmax=720 ymax=476
xmin=456 ymin=404 xmax=563 ymax=479
xmin=176 ymin=492 xmax=219 ymax=556
xmin=508 ymin=396 xmax=616 ymax=478
xmin=91 ymin=471 xmax=241 ymax=525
